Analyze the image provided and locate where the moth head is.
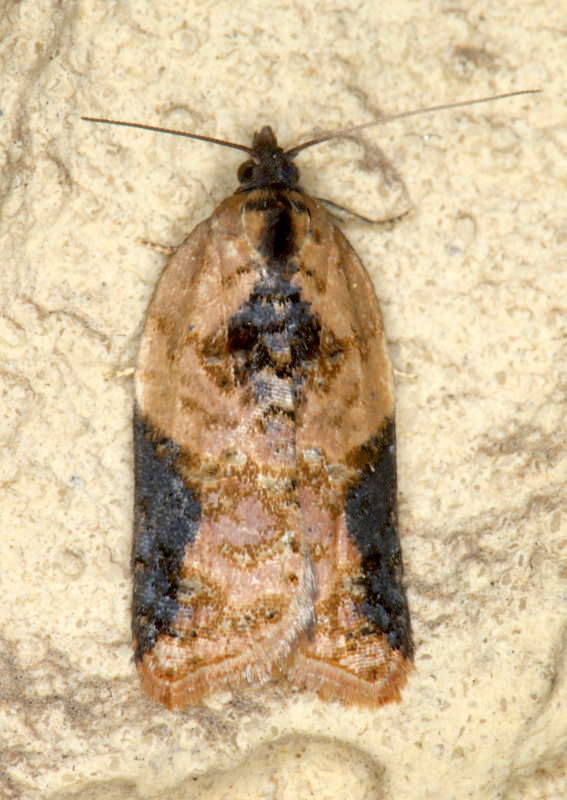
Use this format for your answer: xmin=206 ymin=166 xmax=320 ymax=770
xmin=236 ymin=126 xmax=300 ymax=191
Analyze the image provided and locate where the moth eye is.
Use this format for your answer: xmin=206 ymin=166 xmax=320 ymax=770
xmin=237 ymin=161 xmax=255 ymax=183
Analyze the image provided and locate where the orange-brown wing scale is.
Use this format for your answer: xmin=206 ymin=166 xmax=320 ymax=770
xmin=133 ymin=187 xmax=413 ymax=708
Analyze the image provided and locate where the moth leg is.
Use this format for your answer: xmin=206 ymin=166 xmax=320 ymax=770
xmin=316 ymin=197 xmax=412 ymax=226
xmin=137 ymin=238 xmax=178 ymax=256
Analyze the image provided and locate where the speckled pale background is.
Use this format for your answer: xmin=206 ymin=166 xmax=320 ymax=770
xmin=0 ymin=1 xmax=565 ymax=798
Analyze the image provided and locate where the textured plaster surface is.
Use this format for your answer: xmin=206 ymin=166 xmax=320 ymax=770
xmin=0 ymin=1 xmax=565 ymax=799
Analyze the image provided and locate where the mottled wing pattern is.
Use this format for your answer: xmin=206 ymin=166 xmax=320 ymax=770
xmin=133 ymin=194 xmax=316 ymax=707
xmin=133 ymin=187 xmax=412 ymax=707
xmin=286 ymin=204 xmax=413 ymax=704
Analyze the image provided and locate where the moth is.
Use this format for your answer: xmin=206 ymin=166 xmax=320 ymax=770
xmin=83 ymin=89 xmax=537 ymax=708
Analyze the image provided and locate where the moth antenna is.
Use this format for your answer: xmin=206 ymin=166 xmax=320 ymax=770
xmin=285 ymin=89 xmax=542 ymax=156
xmin=81 ymin=116 xmax=253 ymax=154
